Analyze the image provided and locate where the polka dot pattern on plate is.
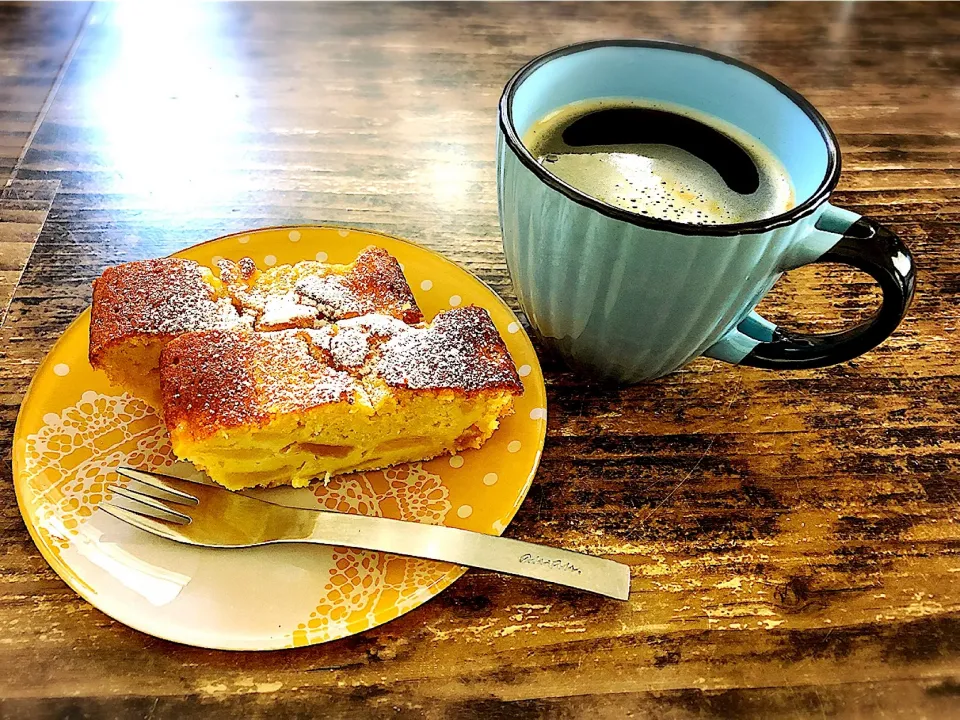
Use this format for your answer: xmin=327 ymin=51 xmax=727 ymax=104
xmin=507 ymin=440 xmax=521 ymax=453
xmin=264 ymin=255 xmax=277 ymax=267
xmin=315 ymin=251 xmax=328 ymax=262
xmin=507 ymin=322 xmax=520 ymax=334
xmin=457 ymin=505 xmax=473 ymax=519
xmin=238 ymin=235 xmax=250 ymax=244
xmin=529 ymin=408 xmax=546 ymax=420
xmin=449 ymin=295 xmax=462 ymax=307
xmin=420 ymin=279 xmax=433 ymax=291
xmin=518 ymin=364 xmax=532 ymax=377
xmin=338 ymin=229 xmax=350 ymax=237
xmin=53 ymin=363 xmax=70 ymax=377
xmin=211 ymin=255 xmax=224 ymax=265
xmin=483 ymin=472 xmax=498 ymax=486
xmin=449 ymin=455 xmax=464 ymax=469
xmin=288 ymin=230 xmax=301 ymax=242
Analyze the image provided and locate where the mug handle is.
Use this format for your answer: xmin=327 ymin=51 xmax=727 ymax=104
xmin=705 ymin=205 xmax=916 ymax=369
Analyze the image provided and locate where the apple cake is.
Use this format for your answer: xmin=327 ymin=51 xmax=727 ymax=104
xmin=89 ymin=247 xmax=422 ymax=407
xmin=159 ymin=306 xmax=522 ymax=490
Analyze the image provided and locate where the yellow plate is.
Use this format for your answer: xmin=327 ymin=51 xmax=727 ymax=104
xmin=12 ymin=226 xmax=546 ymax=650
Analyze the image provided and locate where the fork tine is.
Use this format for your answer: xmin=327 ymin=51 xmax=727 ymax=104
xmin=100 ymin=502 xmax=186 ymax=542
xmin=109 ymin=485 xmax=192 ymax=525
xmin=117 ymin=467 xmax=200 ymax=506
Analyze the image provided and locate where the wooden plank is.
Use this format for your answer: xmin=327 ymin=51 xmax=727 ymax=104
xmin=0 ymin=179 xmax=58 ymax=325
xmin=0 ymin=3 xmax=90 ymax=187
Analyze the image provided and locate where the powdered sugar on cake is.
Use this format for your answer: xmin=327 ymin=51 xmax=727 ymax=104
xmin=302 ymin=314 xmax=409 ymax=370
xmin=212 ymin=248 xmax=423 ymax=331
xmin=88 ymin=258 xmax=247 ymax=362
xmin=146 ymin=292 xmax=243 ymax=336
xmin=289 ymin=308 xmax=522 ymax=393
xmin=295 ymin=276 xmax=357 ymax=318
xmin=257 ymin=294 xmax=321 ymax=331
xmin=372 ymin=307 xmax=522 ymax=391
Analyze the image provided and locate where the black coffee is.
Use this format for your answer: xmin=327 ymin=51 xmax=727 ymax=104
xmin=522 ymin=99 xmax=794 ymax=225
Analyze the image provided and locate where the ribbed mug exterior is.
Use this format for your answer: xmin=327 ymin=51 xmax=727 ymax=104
xmin=495 ymin=40 xmax=862 ymax=383
xmin=497 ymin=137 xmax=824 ymax=382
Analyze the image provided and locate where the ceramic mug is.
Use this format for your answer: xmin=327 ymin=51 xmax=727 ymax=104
xmin=496 ymin=40 xmax=916 ymax=383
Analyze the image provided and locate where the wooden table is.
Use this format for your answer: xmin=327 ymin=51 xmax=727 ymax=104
xmin=1 ymin=2 xmax=958 ymax=717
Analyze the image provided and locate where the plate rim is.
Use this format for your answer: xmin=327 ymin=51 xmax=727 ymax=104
xmin=11 ymin=224 xmax=547 ymax=651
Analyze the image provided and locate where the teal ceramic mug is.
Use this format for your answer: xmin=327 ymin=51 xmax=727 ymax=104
xmin=496 ymin=40 xmax=916 ymax=383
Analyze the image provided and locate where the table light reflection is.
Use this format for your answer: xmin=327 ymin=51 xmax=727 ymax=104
xmin=428 ymin=150 xmax=475 ymax=208
xmin=91 ymin=3 xmax=249 ymax=211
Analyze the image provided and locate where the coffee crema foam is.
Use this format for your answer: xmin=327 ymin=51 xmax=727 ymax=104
xmin=522 ymin=99 xmax=795 ymax=226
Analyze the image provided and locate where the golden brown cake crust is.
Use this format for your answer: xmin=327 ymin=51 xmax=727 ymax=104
xmin=91 ymin=247 xmax=422 ymax=367
xmin=375 ymin=306 xmax=523 ymax=393
xmin=160 ymin=330 xmax=360 ymax=438
xmin=89 ymin=258 xmax=240 ymax=367
xmin=160 ymin=306 xmax=522 ymax=440
xmin=283 ymin=246 xmax=423 ymax=324
xmin=344 ymin=246 xmax=423 ymax=324
xmin=216 ymin=246 xmax=423 ymax=329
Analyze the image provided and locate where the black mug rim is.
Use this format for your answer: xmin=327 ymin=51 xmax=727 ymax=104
xmin=498 ymin=39 xmax=842 ymax=238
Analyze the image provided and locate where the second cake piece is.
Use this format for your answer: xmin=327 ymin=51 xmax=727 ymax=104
xmin=159 ymin=306 xmax=523 ymax=490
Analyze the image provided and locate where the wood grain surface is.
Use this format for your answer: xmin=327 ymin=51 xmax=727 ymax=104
xmin=0 ymin=2 xmax=90 ymax=181
xmin=0 ymin=2 xmax=88 ymax=317
xmin=1 ymin=2 xmax=958 ymax=718
xmin=0 ymin=2 xmax=89 ymax=183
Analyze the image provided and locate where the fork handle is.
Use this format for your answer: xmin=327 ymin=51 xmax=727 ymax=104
xmin=301 ymin=511 xmax=631 ymax=600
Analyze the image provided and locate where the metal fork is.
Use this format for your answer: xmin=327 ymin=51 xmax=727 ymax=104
xmin=102 ymin=467 xmax=631 ymax=600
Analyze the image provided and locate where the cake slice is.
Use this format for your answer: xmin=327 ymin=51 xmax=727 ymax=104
xmin=89 ymin=247 xmax=422 ymax=407
xmin=159 ymin=307 xmax=523 ymax=490
xmin=89 ymin=258 xmax=244 ymax=408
